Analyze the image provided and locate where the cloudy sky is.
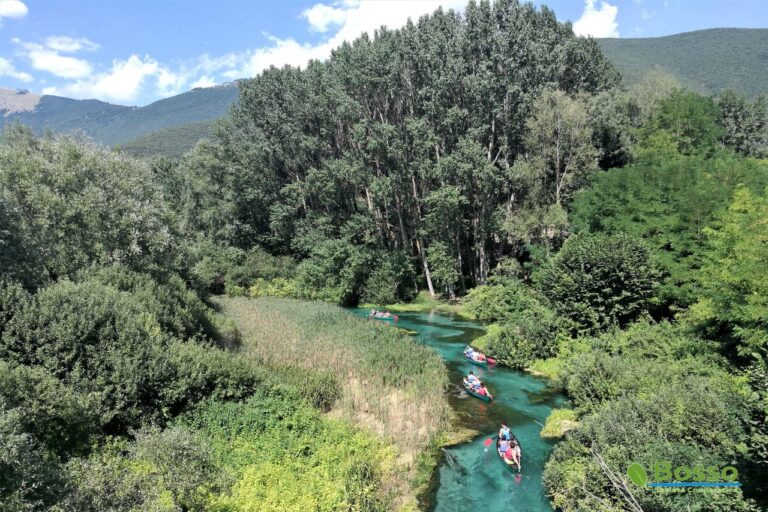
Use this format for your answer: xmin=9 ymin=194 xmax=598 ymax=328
xmin=0 ymin=0 xmax=765 ymax=106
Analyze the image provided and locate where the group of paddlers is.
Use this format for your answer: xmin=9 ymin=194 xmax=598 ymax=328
xmin=463 ymin=371 xmax=492 ymax=398
xmin=464 ymin=345 xmax=487 ymax=363
xmin=497 ymin=422 xmax=522 ymax=470
xmin=368 ymin=309 xmax=399 ymax=324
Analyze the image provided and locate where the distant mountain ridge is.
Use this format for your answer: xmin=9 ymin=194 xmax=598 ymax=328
xmin=0 ymin=83 xmax=239 ymax=148
xmin=597 ymin=28 xmax=768 ymax=98
xmin=2 ymin=28 xmax=767 ymax=158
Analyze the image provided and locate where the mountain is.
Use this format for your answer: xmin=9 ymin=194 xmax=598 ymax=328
xmin=0 ymin=83 xmax=239 ymax=147
xmin=598 ymin=28 xmax=768 ymax=98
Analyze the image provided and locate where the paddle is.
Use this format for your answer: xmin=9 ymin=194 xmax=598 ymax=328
xmin=487 ymin=357 xmax=497 ymax=365
xmin=483 ymin=437 xmax=494 ymax=447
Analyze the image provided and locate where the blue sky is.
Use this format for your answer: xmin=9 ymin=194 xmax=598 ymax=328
xmin=0 ymin=0 xmax=766 ymax=106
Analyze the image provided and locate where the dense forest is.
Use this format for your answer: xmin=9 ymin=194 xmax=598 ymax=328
xmin=1 ymin=0 xmax=767 ymax=510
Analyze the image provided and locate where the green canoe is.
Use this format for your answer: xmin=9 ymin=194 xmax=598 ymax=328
xmin=462 ymin=379 xmax=493 ymax=402
xmin=495 ymin=435 xmax=521 ymax=474
xmin=464 ymin=353 xmax=488 ymax=367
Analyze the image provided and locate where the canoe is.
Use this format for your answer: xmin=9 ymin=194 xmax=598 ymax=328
xmin=464 ymin=353 xmax=488 ymax=367
xmin=368 ymin=313 xmax=398 ymax=324
xmin=463 ymin=379 xmax=493 ymax=402
xmin=495 ymin=434 xmax=521 ymax=474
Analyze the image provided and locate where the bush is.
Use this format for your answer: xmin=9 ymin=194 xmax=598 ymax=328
xmin=476 ymin=305 xmax=561 ymax=369
xmin=360 ymin=251 xmax=415 ymax=305
xmin=464 ymin=277 xmax=543 ymax=324
xmin=181 ymin=395 xmax=394 ymax=512
xmin=65 ymin=427 xmax=220 ymax=512
xmin=535 ymin=233 xmax=660 ymax=334
xmin=0 ymin=401 xmax=65 ymax=511
xmin=0 ymin=362 xmax=96 ymax=459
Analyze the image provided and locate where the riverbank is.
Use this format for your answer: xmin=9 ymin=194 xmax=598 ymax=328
xmin=361 ymin=291 xmax=475 ymax=319
xmin=215 ymin=297 xmax=454 ymax=509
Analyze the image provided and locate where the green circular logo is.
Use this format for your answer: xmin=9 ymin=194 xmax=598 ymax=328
xmin=627 ymin=463 xmax=648 ymax=486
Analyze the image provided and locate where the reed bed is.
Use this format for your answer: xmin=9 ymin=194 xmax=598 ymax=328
xmin=214 ymin=297 xmax=452 ymax=464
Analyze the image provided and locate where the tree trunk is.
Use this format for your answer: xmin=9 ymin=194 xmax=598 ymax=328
xmin=416 ymin=237 xmax=436 ymax=297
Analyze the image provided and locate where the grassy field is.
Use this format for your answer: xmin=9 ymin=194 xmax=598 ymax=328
xmin=215 ymin=296 xmax=453 ymax=508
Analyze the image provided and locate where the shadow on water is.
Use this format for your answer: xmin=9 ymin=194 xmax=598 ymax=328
xmin=353 ymin=308 xmax=565 ymax=512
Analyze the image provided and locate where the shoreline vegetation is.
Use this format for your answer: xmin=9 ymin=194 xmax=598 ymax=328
xmin=214 ymin=297 xmax=454 ymax=509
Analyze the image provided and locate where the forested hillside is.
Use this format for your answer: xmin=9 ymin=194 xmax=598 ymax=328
xmin=0 ymin=83 xmax=238 ymax=146
xmin=599 ymin=28 xmax=768 ymax=98
xmin=119 ymin=120 xmax=214 ymax=158
xmin=2 ymin=0 xmax=768 ymax=510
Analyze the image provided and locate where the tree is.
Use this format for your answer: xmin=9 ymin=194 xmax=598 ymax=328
xmin=693 ymin=186 xmax=768 ymax=360
xmin=523 ymin=90 xmax=599 ymax=207
xmin=717 ymin=90 xmax=768 ymax=158
xmin=535 ymin=233 xmax=660 ymax=334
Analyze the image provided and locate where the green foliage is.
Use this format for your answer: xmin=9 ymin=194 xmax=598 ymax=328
xmin=295 ymin=239 xmax=372 ymax=306
xmin=571 ymin=150 xmax=768 ymax=310
xmin=360 ymin=251 xmax=415 ymax=305
xmin=0 ymin=275 xmax=264 ymax=435
xmin=691 ymin=186 xmax=768 ymax=360
xmin=0 ymin=128 xmax=179 ymax=285
xmin=464 ymin=277 xmax=543 ymax=324
xmin=121 ymin=120 xmax=215 ymax=159
xmin=189 ymin=241 xmax=296 ymax=294
xmin=185 ymin=0 xmax=618 ymax=291
xmin=639 ymin=90 xmax=724 ymax=154
xmin=544 ymin=320 xmax=756 ymax=511
xmin=0 ymin=362 xmax=96 ymax=459
xmin=540 ymin=408 xmax=578 ymax=439
xmin=0 ymin=400 xmax=65 ymax=511
xmin=65 ymin=427 xmax=221 ymax=512
xmin=469 ymin=278 xmax=562 ymax=369
xmin=534 ymin=233 xmax=660 ymax=334
xmin=181 ymin=395 xmax=394 ymax=512
xmin=717 ymin=91 xmax=768 ymax=158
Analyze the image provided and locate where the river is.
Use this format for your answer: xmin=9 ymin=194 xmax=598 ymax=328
xmin=355 ymin=309 xmax=565 ymax=512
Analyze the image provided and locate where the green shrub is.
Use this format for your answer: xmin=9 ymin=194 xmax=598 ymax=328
xmin=180 ymin=395 xmax=394 ymax=512
xmin=535 ymin=233 xmax=660 ymax=334
xmin=65 ymin=427 xmax=220 ymax=512
xmin=0 ymin=401 xmax=65 ymax=511
xmin=0 ymin=362 xmax=96 ymax=459
xmin=464 ymin=277 xmax=543 ymax=324
xmin=361 ymin=251 xmax=415 ymax=305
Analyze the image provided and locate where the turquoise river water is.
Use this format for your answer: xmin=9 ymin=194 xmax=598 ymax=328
xmin=354 ymin=309 xmax=565 ymax=512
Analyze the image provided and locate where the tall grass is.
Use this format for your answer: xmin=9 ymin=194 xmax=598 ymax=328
xmin=215 ymin=297 xmax=451 ymax=464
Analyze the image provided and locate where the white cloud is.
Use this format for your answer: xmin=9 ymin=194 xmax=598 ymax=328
xmin=45 ymin=36 xmax=99 ymax=53
xmin=190 ymin=75 xmax=217 ymax=89
xmin=573 ymin=0 xmax=619 ymax=38
xmin=0 ymin=0 xmax=28 ymax=19
xmin=303 ymin=3 xmax=347 ymax=33
xmin=14 ymin=38 xmax=93 ymax=78
xmin=46 ymin=55 xmax=162 ymax=103
xmin=0 ymin=57 xmax=32 ymax=82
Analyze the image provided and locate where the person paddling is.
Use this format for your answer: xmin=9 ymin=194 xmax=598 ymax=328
xmin=498 ymin=437 xmax=510 ymax=455
xmin=499 ymin=422 xmax=510 ymax=441
xmin=504 ymin=439 xmax=521 ymax=470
